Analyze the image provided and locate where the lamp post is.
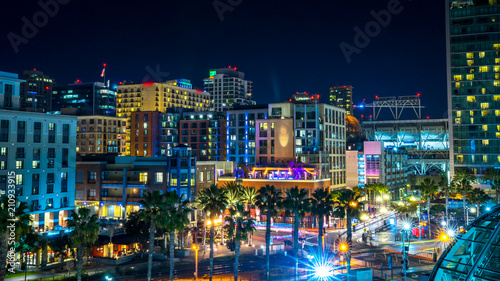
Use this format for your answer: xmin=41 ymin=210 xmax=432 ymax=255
xmin=192 ymin=244 xmax=199 ymax=279
xmin=339 ymin=242 xmax=349 ymax=278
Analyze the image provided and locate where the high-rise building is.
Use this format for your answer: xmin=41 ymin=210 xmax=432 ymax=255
xmin=268 ymin=96 xmax=347 ymax=189
xmin=329 ymin=85 xmax=353 ymax=115
xmin=447 ymin=1 xmax=500 ymax=176
xmin=117 ymin=80 xmax=211 ymax=155
xmin=179 ymin=112 xmax=227 ymax=161
xmin=20 ymin=69 xmax=54 ymax=113
xmin=52 ymin=81 xmax=116 ymax=116
xmin=76 ymin=116 xmax=127 ymax=156
xmin=0 ymin=71 xmax=22 ymax=110
xmin=0 ymin=71 xmax=77 ymax=231
xmin=130 ymin=111 xmax=160 ymax=157
xmin=226 ymin=105 xmax=268 ymax=165
xmin=203 ymin=67 xmax=255 ymax=112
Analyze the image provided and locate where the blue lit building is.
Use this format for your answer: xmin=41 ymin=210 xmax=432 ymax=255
xmin=52 ymin=81 xmax=116 ymax=116
xmin=226 ymin=105 xmax=268 ymax=165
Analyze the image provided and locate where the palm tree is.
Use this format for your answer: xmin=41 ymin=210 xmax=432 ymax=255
xmin=223 ymin=182 xmax=243 ymax=207
xmin=139 ymin=190 xmax=166 ymax=281
xmin=485 ymin=168 xmax=500 ymax=203
xmin=438 ymin=172 xmax=454 ymax=227
xmin=283 ymin=187 xmax=309 ymax=257
xmin=310 ymin=188 xmax=333 ymax=255
xmin=195 ymin=184 xmax=228 ymax=281
xmin=364 ymin=184 xmax=376 ymax=206
xmin=468 ymin=188 xmax=490 ymax=217
xmin=160 ymin=191 xmax=192 ymax=281
xmin=66 ymin=208 xmax=99 ymax=281
xmin=224 ymin=203 xmax=255 ymax=281
xmin=255 ymin=184 xmax=283 ymax=281
xmin=124 ymin=210 xmax=149 ymax=258
xmin=241 ymin=186 xmax=258 ymax=245
xmin=453 ymin=168 xmax=476 ymax=225
xmin=0 ymin=198 xmax=31 ymax=280
xmin=419 ymin=178 xmax=439 ymax=238
xmin=332 ymin=188 xmax=363 ymax=279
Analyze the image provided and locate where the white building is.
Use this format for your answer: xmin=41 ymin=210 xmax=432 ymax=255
xmin=0 ymin=70 xmax=77 ymax=232
xmin=204 ymin=67 xmax=255 ymax=112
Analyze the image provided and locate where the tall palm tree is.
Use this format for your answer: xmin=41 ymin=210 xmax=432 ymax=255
xmin=310 ymin=188 xmax=333 ymax=255
xmin=438 ymin=172 xmax=454 ymax=227
xmin=139 ymin=190 xmax=166 ymax=281
xmin=48 ymin=234 xmax=70 ymax=263
xmin=364 ymin=184 xmax=376 ymax=206
xmin=453 ymin=168 xmax=476 ymax=225
xmin=283 ymin=187 xmax=309 ymax=257
xmin=485 ymin=168 xmax=500 ymax=203
xmin=66 ymin=208 xmax=100 ymax=281
xmin=0 ymin=198 xmax=31 ymax=280
xmin=332 ymin=188 xmax=363 ymax=279
xmin=195 ymin=184 xmax=228 ymax=281
xmin=468 ymin=188 xmax=490 ymax=217
xmin=241 ymin=186 xmax=258 ymax=245
xmin=162 ymin=191 xmax=192 ymax=281
xmin=419 ymin=178 xmax=439 ymax=238
xmin=255 ymin=184 xmax=283 ymax=281
xmin=224 ymin=203 xmax=255 ymax=281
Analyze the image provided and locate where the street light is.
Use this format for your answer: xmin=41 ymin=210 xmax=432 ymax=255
xmin=192 ymin=244 xmax=199 ymax=279
xmin=400 ymin=221 xmax=412 ymax=281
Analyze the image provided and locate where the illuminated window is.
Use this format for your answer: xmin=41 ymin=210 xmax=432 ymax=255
xmin=455 ymin=118 xmax=461 ymax=124
xmin=472 ymin=155 xmax=475 ymax=163
xmin=470 ymin=111 xmax=474 ymax=116
xmin=467 ymin=96 xmax=476 ymax=102
xmin=457 ymin=155 xmax=464 ymax=163
xmin=482 ymin=88 xmax=486 ymax=94
xmin=456 ymin=111 xmax=462 ymax=117
xmin=467 ymin=60 xmax=474 ymax=66
xmin=482 ymin=110 xmax=489 ymax=116
xmin=482 ymin=140 xmax=490 ymax=146
xmin=471 ymin=118 xmax=474 ymax=124
xmin=494 ymin=44 xmax=500 ymax=50
xmin=139 ymin=172 xmax=148 ymax=183
xmin=497 ymin=74 xmax=500 ymax=79
xmin=466 ymin=53 xmax=474 ymax=58
xmin=455 ymin=83 xmax=460 ymax=88
xmin=495 ymin=66 xmax=500 ymax=72
xmin=496 ymin=58 xmax=500 ymax=64
xmin=479 ymin=52 xmax=486 ymax=58
xmin=481 ymin=103 xmax=489 ymax=109
xmin=483 ymin=125 xmax=488 ymax=131
xmin=479 ymin=66 xmax=489 ymax=72
xmin=483 ymin=155 xmax=488 ymax=163
xmin=453 ymin=75 xmax=462 ymax=81
xmin=495 ymin=81 xmax=500 ymax=86
xmin=495 ymin=95 xmax=500 ymax=101
xmin=496 ymin=110 xmax=500 ymax=116
xmin=497 ymin=132 xmax=500 ymax=138
xmin=498 ymin=156 xmax=500 ymax=163
xmin=498 ymin=125 xmax=500 ymax=131
xmin=466 ymin=74 xmax=474 ymax=80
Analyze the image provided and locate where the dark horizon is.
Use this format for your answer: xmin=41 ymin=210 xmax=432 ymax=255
xmin=1 ymin=0 xmax=447 ymax=120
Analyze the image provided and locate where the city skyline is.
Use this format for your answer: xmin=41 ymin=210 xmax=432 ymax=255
xmin=1 ymin=0 xmax=446 ymax=120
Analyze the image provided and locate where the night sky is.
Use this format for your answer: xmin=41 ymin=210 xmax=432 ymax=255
xmin=1 ymin=0 xmax=447 ymax=120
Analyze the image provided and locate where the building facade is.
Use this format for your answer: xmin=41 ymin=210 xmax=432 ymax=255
xmin=20 ymin=69 xmax=54 ymax=113
xmin=0 ymin=71 xmax=22 ymax=110
xmin=447 ymin=1 xmax=500 ymax=176
xmin=226 ymin=105 xmax=268 ymax=165
xmin=0 ymin=110 xmax=77 ymax=231
xmin=116 ymin=80 xmax=211 ymax=155
xmin=179 ymin=112 xmax=227 ymax=161
xmin=268 ymin=99 xmax=346 ymax=189
xmin=130 ymin=111 xmax=160 ymax=157
xmin=203 ymin=67 xmax=255 ymax=112
xmin=255 ymin=118 xmax=295 ymax=165
xmin=76 ymin=116 xmax=127 ymax=156
xmin=330 ymin=85 xmax=353 ymax=115
xmin=52 ymin=81 xmax=116 ymax=116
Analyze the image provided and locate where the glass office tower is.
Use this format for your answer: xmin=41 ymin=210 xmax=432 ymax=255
xmin=447 ymin=0 xmax=500 ymax=175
